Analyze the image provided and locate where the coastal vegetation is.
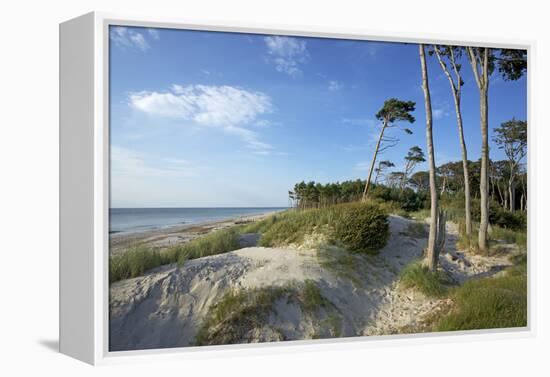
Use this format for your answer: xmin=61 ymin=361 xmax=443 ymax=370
xmin=195 ymin=279 xmax=339 ymax=345
xmin=247 ymin=202 xmax=389 ymax=253
xmin=109 ymin=41 xmax=528 ymax=347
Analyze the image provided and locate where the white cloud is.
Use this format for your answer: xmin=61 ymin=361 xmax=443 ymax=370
xmin=201 ymin=69 xmax=211 ymax=75
xmin=110 ymin=26 xmax=157 ymax=51
xmin=328 ymin=80 xmax=343 ymax=91
xmin=264 ymin=36 xmax=309 ymax=77
xmin=129 ymin=84 xmax=276 ymax=154
xmin=111 ymin=146 xmax=203 ymax=178
xmin=147 ymin=28 xmax=160 ymax=39
xmin=433 ymin=108 xmax=448 ymax=120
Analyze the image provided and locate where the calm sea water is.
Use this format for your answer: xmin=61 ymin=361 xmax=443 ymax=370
xmin=109 ymin=207 xmax=286 ymax=234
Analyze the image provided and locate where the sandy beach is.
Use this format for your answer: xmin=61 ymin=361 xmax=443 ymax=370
xmin=109 ymin=215 xmax=518 ymax=351
xmin=109 ymin=211 xmax=279 ymax=256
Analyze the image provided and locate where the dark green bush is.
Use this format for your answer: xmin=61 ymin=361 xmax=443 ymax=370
xmin=332 ymin=202 xmax=390 ymax=253
xmin=369 ymin=186 xmax=426 ymax=212
xmin=464 ymin=198 xmax=526 ymax=231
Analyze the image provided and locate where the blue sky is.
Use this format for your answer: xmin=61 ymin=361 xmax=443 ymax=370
xmin=109 ymin=26 xmax=527 ymax=208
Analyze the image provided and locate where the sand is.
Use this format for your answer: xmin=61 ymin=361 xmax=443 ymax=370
xmin=109 ymin=212 xmax=274 ymax=256
xmin=109 ymin=215 xmax=518 ymax=351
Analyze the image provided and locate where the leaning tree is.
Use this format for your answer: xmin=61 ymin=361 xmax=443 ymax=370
xmin=374 ymin=160 xmax=395 ymax=184
xmin=400 ymin=146 xmax=426 ymax=191
xmin=431 ymin=45 xmax=473 ymax=236
xmin=362 ymin=98 xmax=416 ymax=201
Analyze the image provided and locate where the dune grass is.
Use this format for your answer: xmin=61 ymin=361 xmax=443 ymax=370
xmin=248 ymin=202 xmax=389 ymax=253
xmin=109 ymin=227 xmax=241 ymax=283
xmin=109 ymin=245 xmax=167 ymax=283
xmin=195 ymin=279 xmax=337 ymax=346
xmin=163 ymin=227 xmax=241 ymax=264
xmin=435 ymin=255 xmax=527 ymax=331
xmin=399 ymin=262 xmax=451 ymax=297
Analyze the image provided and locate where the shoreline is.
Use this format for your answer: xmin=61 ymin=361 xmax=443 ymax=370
xmin=109 ymin=209 xmax=283 ymax=255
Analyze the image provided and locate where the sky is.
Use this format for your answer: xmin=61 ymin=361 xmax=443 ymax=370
xmin=109 ymin=26 xmax=527 ymax=208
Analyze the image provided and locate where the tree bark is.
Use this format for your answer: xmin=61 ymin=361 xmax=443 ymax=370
xmin=434 ymin=46 xmax=472 ymax=236
xmin=419 ymin=44 xmax=439 ymax=271
xmin=478 ymin=50 xmax=490 ymax=252
xmin=362 ymin=119 xmax=388 ymax=201
xmin=467 ymin=47 xmax=489 ymax=252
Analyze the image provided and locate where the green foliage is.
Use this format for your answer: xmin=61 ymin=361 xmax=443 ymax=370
xmin=299 ymin=280 xmax=331 ymax=314
xmin=435 ymin=263 xmax=527 ymax=331
xmin=110 ymin=227 xmax=241 ymax=283
xmin=490 ymin=226 xmax=527 ymax=251
xmin=369 ymin=185 xmax=427 ymax=212
xmin=255 ymin=203 xmax=390 ymax=254
xmin=375 ymin=98 xmax=416 ymax=124
xmin=195 ymin=286 xmax=290 ymax=346
xmin=164 ymin=227 xmax=241 ymax=264
xmin=400 ymin=263 xmax=450 ymax=297
xmin=497 ymin=49 xmax=527 ymax=81
xmin=332 ymin=203 xmax=390 ymax=253
xmin=109 ymin=245 xmax=166 ymax=283
xmin=195 ymin=280 xmax=336 ymax=346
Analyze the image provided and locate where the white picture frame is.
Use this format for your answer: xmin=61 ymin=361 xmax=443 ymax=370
xmin=59 ymin=11 xmax=535 ymax=365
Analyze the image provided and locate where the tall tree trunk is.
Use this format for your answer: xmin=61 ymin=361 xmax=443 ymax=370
xmin=434 ymin=46 xmax=472 ymax=236
xmin=362 ymin=120 xmax=388 ymax=201
xmin=509 ymin=179 xmax=516 ymax=211
xmin=454 ymin=103 xmax=472 ymax=235
xmin=467 ymin=47 xmax=489 ymax=252
xmin=419 ymin=44 xmax=439 ymax=271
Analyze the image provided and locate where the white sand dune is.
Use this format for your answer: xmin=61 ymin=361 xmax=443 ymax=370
xmin=109 ymin=216 xmax=515 ymax=351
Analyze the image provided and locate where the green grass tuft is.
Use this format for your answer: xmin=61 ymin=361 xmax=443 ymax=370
xmin=195 ymin=280 xmax=338 ymax=346
xmin=400 ymin=263 xmax=450 ymax=297
xmin=110 ymin=227 xmax=241 ymax=283
xmin=109 ymin=245 xmax=167 ymax=283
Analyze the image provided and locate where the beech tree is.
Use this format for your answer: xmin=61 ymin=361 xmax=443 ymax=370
xmin=362 ymin=98 xmax=416 ymax=201
xmin=467 ymin=47 xmax=527 ymax=251
xmin=493 ymin=119 xmax=527 ymax=211
xmin=419 ymin=44 xmax=444 ymax=271
xmin=432 ymin=45 xmax=472 ymax=236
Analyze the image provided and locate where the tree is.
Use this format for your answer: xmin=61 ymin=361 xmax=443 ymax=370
xmin=362 ymin=98 xmax=416 ymax=201
xmin=493 ymin=119 xmax=527 ymax=211
xmin=467 ymin=47 xmax=527 ymax=251
xmin=410 ymin=171 xmax=430 ymax=192
xmin=374 ymin=160 xmax=395 ymax=184
xmin=432 ymin=45 xmax=473 ymax=236
xmin=466 ymin=47 xmax=491 ymax=251
xmin=400 ymin=146 xmax=425 ymax=191
xmin=419 ymin=44 xmax=442 ymax=271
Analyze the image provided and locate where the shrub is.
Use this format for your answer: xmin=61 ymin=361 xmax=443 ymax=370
xmin=332 ymin=203 xmax=390 ymax=253
xmin=369 ymin=186 xmax=426 ymax=212
xmin=469 ymin=199 xmax=526 ymax=231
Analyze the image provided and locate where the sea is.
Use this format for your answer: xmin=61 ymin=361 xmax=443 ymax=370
xmin=109 ymin=207 xmax=287 ymax=234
